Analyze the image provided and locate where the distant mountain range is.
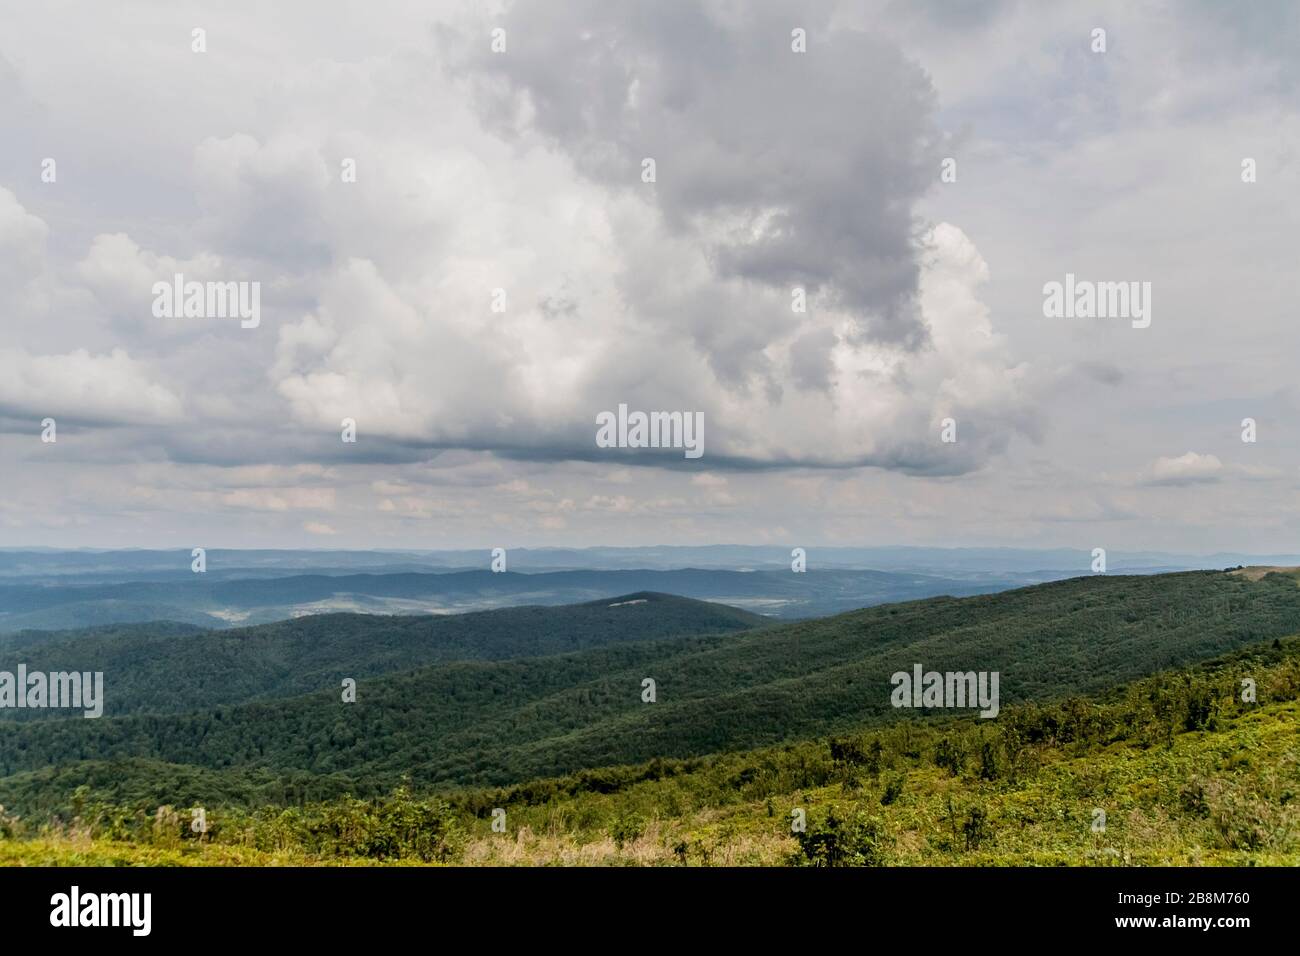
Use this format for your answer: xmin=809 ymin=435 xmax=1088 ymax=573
xmin=0 ymin=545 xmax=1283 ymax=632
xmin=0 ymin=567 xmax=1021 ymax=631
xmin=2 ymin=544 xmax=1292 ymax=580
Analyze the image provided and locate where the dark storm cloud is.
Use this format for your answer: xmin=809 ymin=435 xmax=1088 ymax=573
xmin=788 ymin=326 xmax=838 ymax=391
xmin=441 ymin=0 xmax=942 ymax=350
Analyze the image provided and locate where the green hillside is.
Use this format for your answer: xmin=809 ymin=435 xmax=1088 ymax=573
xmin=0 ymin=621 xmax=206 ymax=653
xmin=2 ymin=634 xmax=1296 ymax=866
xmin=0 ymin=592 xmax=766 ymax=720
xmin=3 ymin=570 xmax=1299 ymax=806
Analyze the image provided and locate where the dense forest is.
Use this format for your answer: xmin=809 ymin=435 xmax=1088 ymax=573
xmin=2 ymin=634 xmax=1296 ymax=866
xmin=0 ymin=592 xmax=765 ymax=720
xmin=2 ymin=570 xmax=1299 ymax=812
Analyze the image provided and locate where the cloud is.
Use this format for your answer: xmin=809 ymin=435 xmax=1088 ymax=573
xmin=1148 ymin=452 xmax=1224 ymax=486
xmin=0 ymin=347 xmax=183 ymax=426
xmin=441 ymin=0 xmax=942 ymax=349
xmin=4 ymin=5 xmax=1035 ymax=479
xmin=0 ymin=186 xmax=48 ymax=285
xmin=76 ymin=232 xmax=223 ymax=330
xmin=3 ymin=0 xmax=1298 ymax=551
xmin=194 ymin=133 xmax=333 ymax=267
xmin=213 ymin=487 xmax=337 ymax=512
xmin=270 ymin=218 xmax=1034 ymax=473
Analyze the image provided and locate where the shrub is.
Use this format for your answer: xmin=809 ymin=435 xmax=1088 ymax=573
xmin=978 ymin=741 xmax=1000 ymax=781
xmin=935 ymin=737 xmax=965 ymax=776
xmin=880 ymin=773 xmax=905 ymax=806
xmin=792 ymin=806 xmax=887 ymax=867
xmin=255 ymin=786 xmax=463 ymax=862
xmin=962 ymin=806 xmax=991 ymax=851
xmin=611 ymin=809 xmax=646 ymax=849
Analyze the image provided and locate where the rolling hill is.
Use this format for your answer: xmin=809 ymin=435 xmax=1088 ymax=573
xmin=0 ymin=566 xmax=1018 ymax=631
xmin=0 ymin=592 xmax=766 ymax=720
xmin=3 ymin=569 xmax=1299 ymax=808
xmin=2 ymin=632 xmax=1297 ymax=865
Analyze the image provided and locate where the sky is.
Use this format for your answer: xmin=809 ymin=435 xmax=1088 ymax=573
xmin=1 ymin=0 xmax=1299 ymax=552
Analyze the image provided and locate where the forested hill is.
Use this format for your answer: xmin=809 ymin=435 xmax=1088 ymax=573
xmin=0 ymin=592 xmax=767 ymax=719
xmin=3 ymin=569 xmax=1299 ymax=806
